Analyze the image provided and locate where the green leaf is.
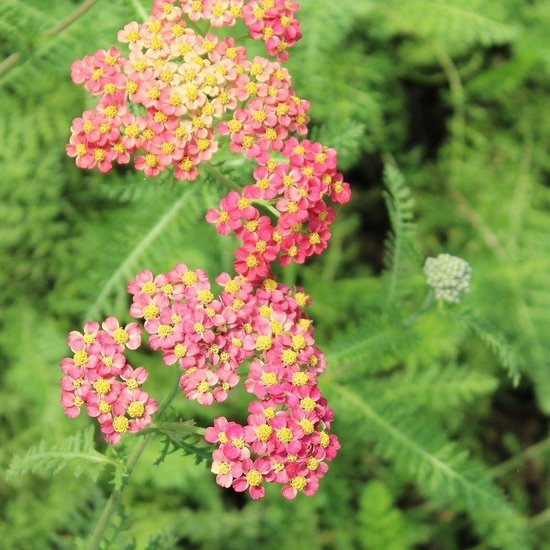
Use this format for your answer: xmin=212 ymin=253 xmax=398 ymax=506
xmin=7 ymin=426 xmax=118 ymax=481
xmin=382 ymin=163 xmax=420 ymax=311
xmin=331 ymin=384 xmax=529 ymax=549
xmin=448 ymin=310 xmax=521 ymax=385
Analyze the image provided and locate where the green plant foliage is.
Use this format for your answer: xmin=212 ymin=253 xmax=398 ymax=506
xmin=358 ymin=481 xmax=430 ymax=549
xmin=2 ymin=0 xmax=550 ymax=548
xmin=7 ymin=426 xmax=118 ymax=481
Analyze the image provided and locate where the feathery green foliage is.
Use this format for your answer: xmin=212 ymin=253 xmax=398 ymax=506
xmin=7 ymin=426 xmax=117 ymax=481
xmin=2 ymin=0 xmax=550 ymax=548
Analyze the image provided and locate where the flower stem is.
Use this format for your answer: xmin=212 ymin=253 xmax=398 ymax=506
xmin=0 ymin=0 xmax=100 ymax=78
xmin=85 ymin=370 xmax=182 ymax=550
xmin=130 ymin=0 xmax=149 ymax=21
xmin=203 ymin=163 xmax=281 ymax=218
xmin=203 ymin=162 xmax=242 ymax=192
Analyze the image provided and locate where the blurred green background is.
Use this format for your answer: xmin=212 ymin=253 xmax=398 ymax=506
xmin=2 ymin=0 xmax=550 ymax=548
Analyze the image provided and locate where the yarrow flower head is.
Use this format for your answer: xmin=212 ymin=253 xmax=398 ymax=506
xmin=61 ymin=0 xmax=348 ymax=502
xmin=424 ymin=253 xmax=472 ymax=304
xmin=66 ymin=2 xmax=308 ymax=181
xmin=61 ymin=264 xmax=340 ymax=499
xmin=66 ymin=2 xmax=351 ymax=276
xmin=59 ymin=318 xmax=157 ymax=444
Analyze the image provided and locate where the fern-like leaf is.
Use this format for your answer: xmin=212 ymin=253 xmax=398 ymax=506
xmin=374 ymin=0 xmax=517 ymax=49
xmin=364 ymin=366 xmax=499 ymax=412
xmin=331 ymin=384 xmax=529 ymax=549
xmin=325 ymin=322 xmax=416 ymax=380
xmin=7 ymin=426 xmax=119 ymax=481
xmin=383 ymin=164 xmax=419 ymax=310
xmin=448 ymin=310 xmax=521 ymax=385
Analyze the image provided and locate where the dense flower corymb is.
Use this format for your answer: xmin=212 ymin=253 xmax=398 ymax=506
xmin=66 ymin=4 xmax=308 ymax=181
xmin=63 ymin=0 xmax=348 ymax=501
xmin=59 ymin=318 xmax=157 ymax=444
xmin=66 ymin=1 xmax=351 ymax=277
xmin=126 ymin=264 xmax=340 ymax=499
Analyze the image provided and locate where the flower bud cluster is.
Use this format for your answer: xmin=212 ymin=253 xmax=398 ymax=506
xmin=424 ymin=253 xmax=472 ymax=304
xmin=59 ymin=318 xmax=157 ymax=444
xmin=206 ymin=140 xmax=351 ymax=280
xmin=126 ymin=263 xmax=340 ymax=499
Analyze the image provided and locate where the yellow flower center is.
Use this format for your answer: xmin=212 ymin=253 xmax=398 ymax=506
xmin=246 ymin=470 xmax=263 ymax=487
xmin=300 ymin=398 xmax=316 ymax=412
xmin=162 ymin=283 xmax=174 ymax=295
xmin=232 ymin=438 xmax=245 ymax=449
xmin=291 ymin=476 xmax=307 ymax=492
xmin=259 ymin=305 xmax=272 ymax=318
xmin=277 ymin=428 xmax=293 ymax=444
xmin=93 ymin=379 xmax=111 ymax=395
xmin=113 ymin=416 xmax=129 ymax=433
xmin=143 ymin=304 xmax=160 ymax=319
xmin=112 ymin=327 xmax=129 ymax=345
xmin=99 ymin=401 xmax=111 ymax=414
xmin=145 ymin=154 xmax=158 ymax=168
xmin=218 ymin=462 xmax=231 ymax=475
xmin=158 ymin=324 xmax=173 ymax=337
xmin=197 ymin=380 xmax=210 ymax=393
xmin=73 ymin=350 xmax=88 ymax=366
xmin=292 ymin=372 xmax=309 ymax=386
xmin=281 ymin=349 xmax=297 ymax=365
xmin=174 ymin=344 xmax=187 ymax=358
xmin=299 ymin=419 xmax=314 ymax=435
xmin=292 ymin=335 xmax=306 ymax=350
xmin=256 ymin=424 xmax=272 ymax=442
xmin=260 ymin=372 xmax=277 ymax=386
xmin=246 ymin=255 xmax=259 ymax=268
xmin=255 ymin=335 xmax=272 ymax=351
xmin=198 ymin=289 xmax=214 ymax=303
xmin=307 ymin=457 xmax=319 ymax=471
xmin=182 ymin=271 xmax=197 ymax=285
xmin=128 ymin=401 xmax=145 ymax=418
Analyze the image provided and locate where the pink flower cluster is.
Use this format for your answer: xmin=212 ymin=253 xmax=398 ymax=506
xmin=175 ymin=0 xmax=301 ymax=61
xmin=206 ymin=139 xmax=351 ymax=281
xmin=242 ymin=0 xmax=302 ymax=61
xmin=59 ymin=318 xmax=157 ymax=444
xmin=62 ymin=0 xmax=347 ymax=501
xmin=66 ymin=3 xmax=307 ymax=180
xmin=125 ymin=263 xmax=339 ymax=498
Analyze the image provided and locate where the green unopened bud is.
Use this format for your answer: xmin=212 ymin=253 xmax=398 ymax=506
xmin=424 ymin=254 xmax=472 ymax=304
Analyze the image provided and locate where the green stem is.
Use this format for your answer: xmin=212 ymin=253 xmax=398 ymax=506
xmin=85 ymin=370 xmax=182 ymax=550
xmin=205 ymin=161 xmax=282 ymax=221
xmin=130 ymin=0 xmax=149 ymax=21
xmin=0 ymin=0 xmax=100 ymax=78
xmin=253 ymin=199 xmax=281 ymax=218
xmin=404 ymin=292 xmax=435 ymax=327
xmin=204 ymin=162 xmax=242 ymax=192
